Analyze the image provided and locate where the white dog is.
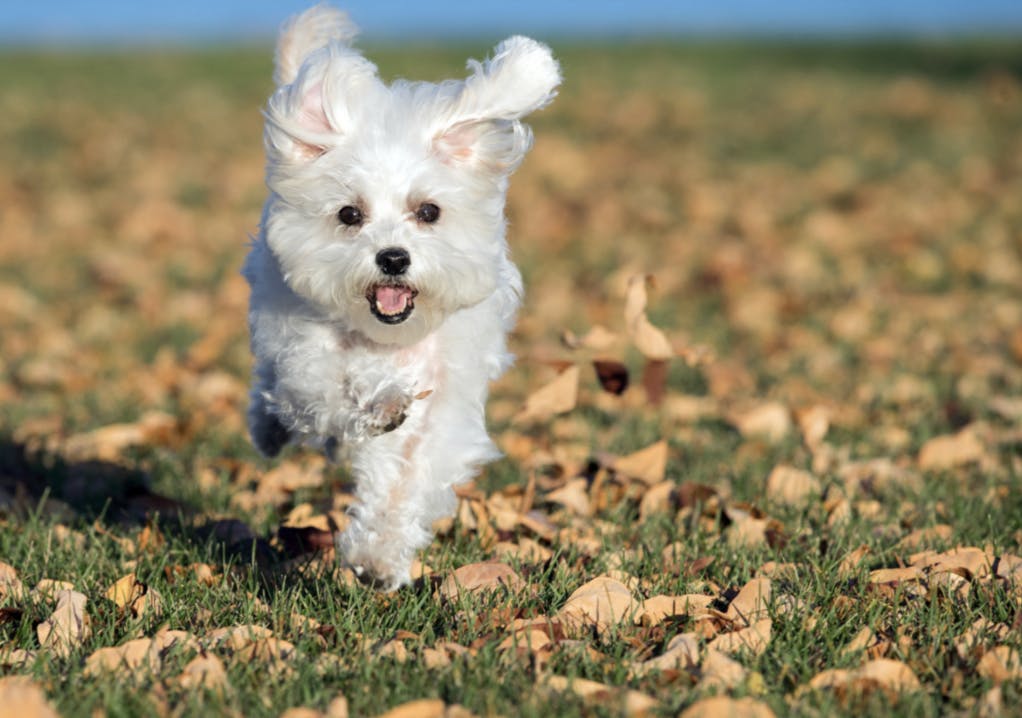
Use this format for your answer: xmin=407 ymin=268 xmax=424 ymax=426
xmin=242 ymin=4 xmax=560 ymax=589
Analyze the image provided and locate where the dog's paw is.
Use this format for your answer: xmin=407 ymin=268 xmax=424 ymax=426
xmin=364 ymin=386 xmax=413 ymax=437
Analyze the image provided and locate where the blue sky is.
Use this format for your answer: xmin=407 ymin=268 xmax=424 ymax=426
xmin=3 ymin=1 xmax=1022 ymax=46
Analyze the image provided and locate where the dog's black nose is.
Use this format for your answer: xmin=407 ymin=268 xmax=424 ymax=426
xmin=375 ymin=247 xmax=410 ymax=276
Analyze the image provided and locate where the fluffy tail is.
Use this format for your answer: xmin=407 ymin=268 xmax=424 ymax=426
xmin=274 ymin=3 xmax=359 ymax=86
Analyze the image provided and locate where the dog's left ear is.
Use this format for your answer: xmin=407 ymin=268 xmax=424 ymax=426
xmin=434 ymin=36 xmax=561 ymax=174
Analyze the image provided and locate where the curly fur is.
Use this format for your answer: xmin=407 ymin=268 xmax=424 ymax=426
xmin=243 ymin=4 xmax=560 ymax=589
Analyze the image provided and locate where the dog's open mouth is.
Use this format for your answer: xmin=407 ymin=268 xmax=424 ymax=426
xmin=367 ymin=283 xmax=418 ymax=324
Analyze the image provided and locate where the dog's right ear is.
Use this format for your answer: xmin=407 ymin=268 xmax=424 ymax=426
xmin=265 ymin=4 xmax=377 ymax=163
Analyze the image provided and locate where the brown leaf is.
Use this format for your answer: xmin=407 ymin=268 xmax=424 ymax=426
xmin=63 ymin=411 xmax=178 ymax=462
xmin=632 ymin=632 xmax=701 ymax=676
xmin=0 ymin=562 xmax=25 ymax=601
xmin=624 ymin=275 xmax=675 ymax=360
xmin=707 ymin=619 xmax=772 ymax=656
xmin=513 ymin=365 xmax=579 ymax=423
xmin=725 ymin=578 xmax=772 ymax=626
xmin=765 ymin=465 xmax=821 ymax=507
xmin=806 ymin=658 xmax=921 ymax=695
xmin=918 ymin=428 xmax=987 ymax=471
xmin=545 ymin=478 xmax=592 ymax=517
xmin=438 ymin=562 xmax=525 ymax=601
xmin=37 ymin=589 xmax=90 ymax=658
xmin=593 ymin=360 xmax=629 ymax=395
xmin=375 ymin=700 xmax=447 ymax=718
xmin=638 ymin=595 xmax=715 ymax=626
xmin=977 ymin=646 xmax=1022 ymax=683
xmin=698 ymin=649 xmax=748 ymax=690
xmin=84 ymin=638 xmax=160 ymax=677
xmin=612 ymin=440 xmax=668 ymax=485
xmin=0 ymin=677 xmax=60 ymax=718
xmin=729 ymin=402 xmax=792 ymax=442
xmin=545 ymin=675 xmax=659 ymax=717
xmin=680 ymin=696 xmax=776 ymax=718
xmin=557 ymin=575 xmax=641 ymax=636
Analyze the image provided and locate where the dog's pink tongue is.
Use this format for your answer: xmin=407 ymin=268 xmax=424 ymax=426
xmin=375 ymin=286 xmax=412 ymax=314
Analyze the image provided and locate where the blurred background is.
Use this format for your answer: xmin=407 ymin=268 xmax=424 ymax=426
xmin=4 ymin=0 xmax=1022 ymax=43
xmin=0 ymin=1 xmax=1020 ymax=501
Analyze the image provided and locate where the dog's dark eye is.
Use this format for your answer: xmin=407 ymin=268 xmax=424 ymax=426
xmin=338 ymin=205 xmax=363 ymax=226
xmin=415 ymin=203 xmax=440 ymax=224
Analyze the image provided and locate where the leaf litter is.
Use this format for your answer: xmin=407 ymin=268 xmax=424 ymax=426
xmin=0 ymin=42 xmax=1021 ymax=718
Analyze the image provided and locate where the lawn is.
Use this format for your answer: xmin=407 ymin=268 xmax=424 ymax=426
xmin=0 ymin=39 xmax=1021 ymax=717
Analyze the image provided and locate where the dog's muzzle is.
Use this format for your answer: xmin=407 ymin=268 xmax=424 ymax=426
xmin=368 ymin=282 xmax=417 ymax=324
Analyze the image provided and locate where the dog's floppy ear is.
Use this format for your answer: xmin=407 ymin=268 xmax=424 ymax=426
xmin=265 ymin=4 xmax=378 ymax=162
xmin=274 ymin=3 xmax=358 ymax=87
xmin=434 ymin=36 xmax=561 ymax=174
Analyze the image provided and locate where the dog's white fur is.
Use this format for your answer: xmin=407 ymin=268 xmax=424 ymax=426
xmin=243 ymin=4 xmax=560 ymax=589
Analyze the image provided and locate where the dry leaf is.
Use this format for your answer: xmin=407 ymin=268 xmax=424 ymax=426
xmin=633 ymin=632 xmax=701 ymax=676
xmin=37 ymin=589 xmax=90 ymax=658
xmin=513 ymin=365 xmax=579 ymax=423
xmin=917 ymin=428 xmax=987 ymax=470
xmin=638 ymin=595 xmax=714 ymax=625
xmin=623 ymin=275 xmax=675 ymax=360
xmin=545 ymin=479 xmax=593 ymax=517
xmin=698 ymin=649 xmax=748 ymax=690
xmin=375 ymin=700 xmax=447 ymax=718
xmin=730 ymin=402 xmax=792 ymax=442
xmin=707 ymin=619 xmax=772 ymax=656
xmin=438 ymin=562 xmax=525 ymax=601
xmin=977 ymin=646 xmax=1022 ymax=683
xmin=806 ymin=658 xmax=921 ymax=695
xmin=84 ymin=638 xmax=160 ymax=677
xmin=612 ymin=440 xmax=668 ymax=485
xmin=0 ymin=562 xmax=25 ymax=601
xmin=0 ymin=677 xmax=60 ymax=718
xmin=765 ymin=465 xmax=821 ymax=507
xmin=680 ymin=696 xmax=776 ymax=718
xmin=725 ymin=578 xmax=772 ymax=626
xmin=545 ymin=675 xmax=659 ymax=717
xmin=558 ymin=575 xmax=641 ymax=636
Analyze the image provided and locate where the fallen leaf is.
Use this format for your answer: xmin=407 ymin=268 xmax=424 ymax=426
xmin=805 ymin=658 xmax=921 ymax=695
xmin=638 ymin=595 xmax=714 ymax=625
xmin=624 ymin=275 xmax=675 ymax=360
xmin=725 ymin=578 xmax=772 ymax=626
xmin=0 ymin=677 xmax=59 ymax=718
xmin=375 ymin=699 xmax=446 ymax=718
xmin=545 ymin=479 xmax=593 ymax=517
xmin=632 ymin=632 xmax=701 ymax=676
xmin=612 ymin=440 xmax=668 ymax=485
xmin=765 ymin=465 xmax=821 ymax=507
xmin=558 ymin=575 xmax=641 ymax=636
xmin=918 ymin=428 xmax=987 ymax=471
xmin=698 ymin=649 xmax=748 ymax=690
xmin=545 ymin=675 xmax=659 ymax=717
xmin=84 ymin=638 xmax=160 ymax=677
xmin=708 ymin=619 xmax=772 ymax=656
xmin=513 ymin=365 xmax=579 ymax=423
xmin=0 ymin=562 xmax=25 ymax=601
xmin=977 ymin=646 xmax=1022 ymax=683
xmin=37 ymin=590 xmax=90 ymax=658
xmin=730 ymin=402 xmax=792 ymax=442
xmin=680 ymin=696 xmax=776 ymax=718
xmin=438 ymin=562 xmax=525 ymax=601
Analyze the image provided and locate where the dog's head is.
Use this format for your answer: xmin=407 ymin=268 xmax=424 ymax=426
xmin=261 ymin=5 xmax=560 ymax=346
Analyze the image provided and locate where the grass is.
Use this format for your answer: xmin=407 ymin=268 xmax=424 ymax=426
xmin=0 ymin=38 xmax=1021 ymax=717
